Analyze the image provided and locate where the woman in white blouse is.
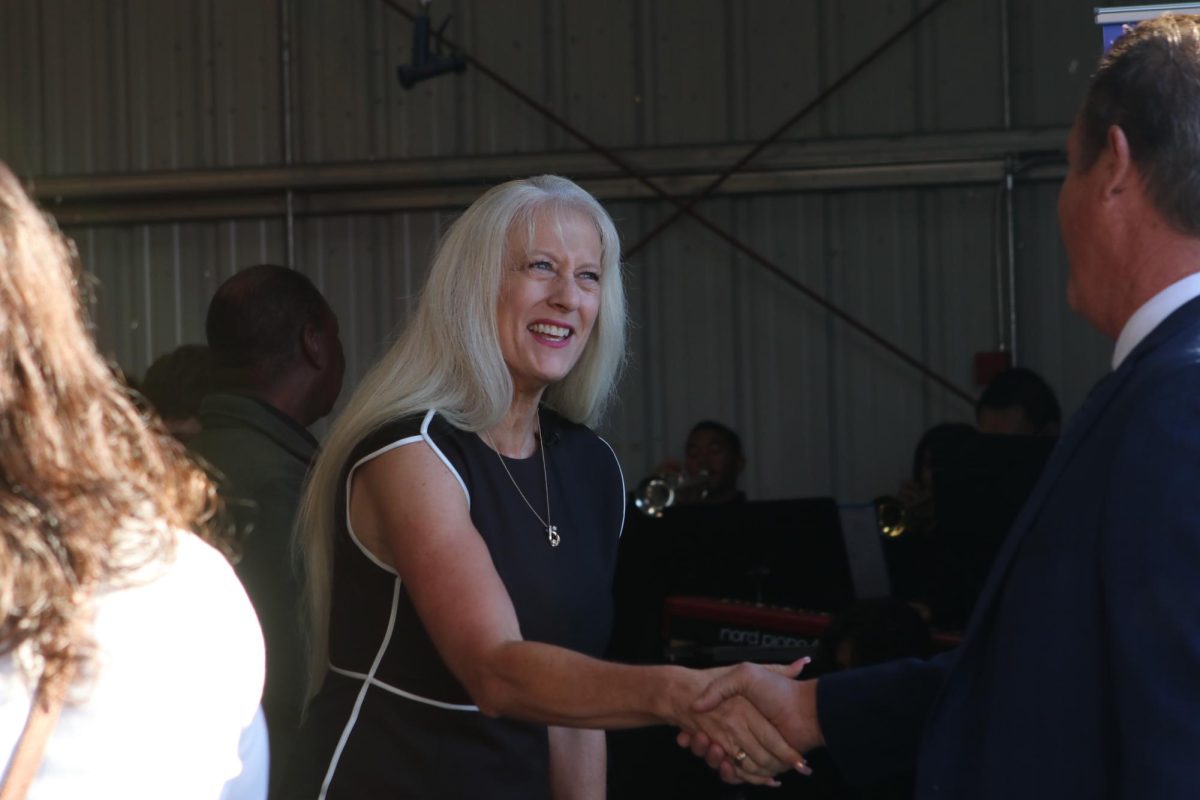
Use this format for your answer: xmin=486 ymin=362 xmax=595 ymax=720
xmin=0 ymin=162 xmax=267 ymax=799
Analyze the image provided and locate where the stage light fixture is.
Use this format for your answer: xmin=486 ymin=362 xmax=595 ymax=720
xmin=397 ymin=0 xmax=467 ymax=89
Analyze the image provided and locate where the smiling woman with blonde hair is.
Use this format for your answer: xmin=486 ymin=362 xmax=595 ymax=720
xmin=0 ymin=163 xmax=267 ymax=799
xmin=288 ymin=175 xmax=806 ymax=799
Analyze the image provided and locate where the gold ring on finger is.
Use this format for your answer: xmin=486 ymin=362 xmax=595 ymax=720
xmin=734 ymin=749 xmax=748 ymax=763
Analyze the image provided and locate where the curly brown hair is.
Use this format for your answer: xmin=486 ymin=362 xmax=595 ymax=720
xmin=0 ymin=163 xmax=223 ymax=700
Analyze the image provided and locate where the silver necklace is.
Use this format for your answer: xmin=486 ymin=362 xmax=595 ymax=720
xmin=483 ymin=416 xmax=560 ymax=547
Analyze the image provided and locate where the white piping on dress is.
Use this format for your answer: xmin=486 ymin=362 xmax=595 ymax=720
xmin=318 ymin=578 xmax=402 ymax=800
xmin=341 ymin=409 xmax=472 ymax=574
xmin=597 ymin=434 xmax=627 ymax=538
xmin=320 ymin=410 xmax=479 ymax=796
xmin=327 ymin=664 xmax=479 ymax=712
xmin=419 ymin=408 xmax=471 ymax=505
xmin=343 ymin=436 xmax=421 ymax=574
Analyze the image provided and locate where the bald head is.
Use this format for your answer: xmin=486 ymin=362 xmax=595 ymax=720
xmin=206 ymin=265 xmax=344 ymax=425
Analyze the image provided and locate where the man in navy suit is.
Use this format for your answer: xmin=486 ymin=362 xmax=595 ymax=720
xmin=681 ymin=15 xmax=1200 ymax=797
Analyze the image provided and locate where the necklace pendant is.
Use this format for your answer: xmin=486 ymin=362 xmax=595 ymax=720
xmin=547 ymin=524 xmax=561 ymax=548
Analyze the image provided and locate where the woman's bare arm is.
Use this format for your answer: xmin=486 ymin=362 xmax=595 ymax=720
xmin=549 ymin=726 xmax=605 ymax=800
xmin=349 ymin=443 xmax=804 ymax=778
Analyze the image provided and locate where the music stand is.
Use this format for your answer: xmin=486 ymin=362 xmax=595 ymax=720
xmin=930 ymin=433 xmax=1055 ymax=626
xmin=653 ymin=497 xmax=854 ymax=610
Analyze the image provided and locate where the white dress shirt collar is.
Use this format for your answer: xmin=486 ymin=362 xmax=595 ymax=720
xmin=1112 ymin=272 xmax=1200 ymax=370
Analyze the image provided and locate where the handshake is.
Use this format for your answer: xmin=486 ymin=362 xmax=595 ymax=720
xmin=672 ymin=658 xmax=824 ymax=788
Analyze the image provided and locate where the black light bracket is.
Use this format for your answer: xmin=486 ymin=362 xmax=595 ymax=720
xmin=397 ymin=0 xmax=467 ymax=89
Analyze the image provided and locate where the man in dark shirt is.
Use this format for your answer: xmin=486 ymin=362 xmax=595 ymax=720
xmin=190 ymin=264 xmax=344 ymax=794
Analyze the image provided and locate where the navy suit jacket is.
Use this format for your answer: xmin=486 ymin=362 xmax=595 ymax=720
xmin=819 ymin=295 xmax=1200 ymax=798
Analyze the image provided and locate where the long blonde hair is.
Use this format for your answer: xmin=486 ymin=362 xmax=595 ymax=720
xmin=298 ymin=175 xmax=627 ymax=692
xmin=0 ymin=163 xmax=222 ymax=696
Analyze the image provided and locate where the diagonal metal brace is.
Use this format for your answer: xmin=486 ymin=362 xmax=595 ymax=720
xmin=378 ymin=0 xmax=973 ymax=405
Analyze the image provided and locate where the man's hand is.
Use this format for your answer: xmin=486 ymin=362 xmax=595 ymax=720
xmin=677 ymin=662 xmax=824 ymax=785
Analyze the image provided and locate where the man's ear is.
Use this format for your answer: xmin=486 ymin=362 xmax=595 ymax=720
xmin=1101 ymin=124 xmax=1135 ymax=200
xmin=301 ymin=322 xmax=325 ymax=369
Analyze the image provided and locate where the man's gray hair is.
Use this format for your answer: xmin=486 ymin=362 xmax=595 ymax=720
xmin=1079 ymin=14 xmax=1200 ymax=237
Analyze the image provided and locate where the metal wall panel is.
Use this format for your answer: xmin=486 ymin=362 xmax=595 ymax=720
xmin=71 ymin=218 xmax=288 ymax=369
xmin=3 ymin=0 xmax=1099 ymax=172
xmin=1010 ymin=0 xmax=1098 ymax=127
xmin=1012 ymin=182 xmax=1110 ymax=414
xmin=3 ymin=0 xmax=1114 ymax=506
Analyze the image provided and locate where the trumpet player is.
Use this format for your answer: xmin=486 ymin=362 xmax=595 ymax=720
xmin=652 ymin=420 xmax=747 ymax=506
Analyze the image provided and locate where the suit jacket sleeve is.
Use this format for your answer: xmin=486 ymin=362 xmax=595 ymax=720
xmin=1100 ymin=364 xmax=1200 ymax=797
xmin=816 ymin=649 xmax=953 ymax=787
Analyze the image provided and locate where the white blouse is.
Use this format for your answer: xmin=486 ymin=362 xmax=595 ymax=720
xmin=0 ymin=530 xmax=268 ymax=799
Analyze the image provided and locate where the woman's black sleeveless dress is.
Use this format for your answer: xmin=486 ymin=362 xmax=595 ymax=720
xmin=285 ymin=408 xmax=625 ymax=799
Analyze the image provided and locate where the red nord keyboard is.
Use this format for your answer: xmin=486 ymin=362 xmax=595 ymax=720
xmin=663 ymin=595 xmax=962 ymax=652
xmin=663 ymin=596 xmax=832 ymax=649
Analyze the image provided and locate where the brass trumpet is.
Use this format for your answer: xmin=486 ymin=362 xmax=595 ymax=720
xmin=874 ymin=495 xmax=909 ymax=538
xmin=633 ymin=470 xmax=710 ymax=518
xmin=874 ymin=491 xmax=937 ymax=539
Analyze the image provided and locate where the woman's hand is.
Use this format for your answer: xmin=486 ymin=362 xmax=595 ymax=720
xmin=690 ymin=694 xmax=807 ymax=786
xmin=672 ymin=659 xmax=811 ymax=786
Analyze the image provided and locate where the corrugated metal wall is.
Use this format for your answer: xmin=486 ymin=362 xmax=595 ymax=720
xmin=0 ymin=0 xmax=1111 ymax=503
